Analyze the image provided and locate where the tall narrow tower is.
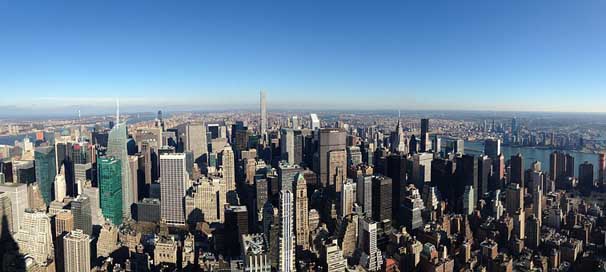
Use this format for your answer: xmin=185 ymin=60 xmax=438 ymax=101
xmin=260 ymin=90 xmax=267 ymax=141
xmin=278 ymin=190 xmax=295 ymax=272
xmin=160 ymin=153 xmax=188 ymax=225
xmin=107 ymin=99 xmax=133 ymax=219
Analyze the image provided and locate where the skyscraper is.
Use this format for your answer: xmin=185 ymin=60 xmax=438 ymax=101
xmin=260 ymin=90 xmax=268 ymax=141
xmin=371 ymin=176 xmax=392 ymax=222
xmin=278 ymin=190 xmax=295 ymax=272
xmin=599 ymin=153 xmax=606 ymax=184
xmin=63 ymin=229 xmax=91 ymax=272
xmin=16 ymin=209 xmax=54 ymax=266
xmin=484 ymin=138 xmax=501 ymax=159
xmin=71 ymin=195 xmax=92 ymax=236
xmin=0 ymin=192 xmax=13 ymax=234
xmin=184 ymin=123 xmax=208 ymax=165
xmin=54 ymin=166 xmax=67 ymax=202
xmin=160 ymin=153 xmax=188 ymax=225
xmin=107 ymin=104 xmax=133 ymax=219
xmin=506 ymin=183 xmax=523 ymax=215
xmin=356 ymin=175 xmax=373 ymax=218
xmin=98 ymin=157 xmax=123 ymax=226
xmin=420 ymin=118 xmax=429 ymax=152
xmin=402 ymin=184 xmax=425 ymax=231
xmin=294 ymin=173 xmax=309 ymax=252
xmin=340 ymin=179 xmax=356 ymax=218
xmin=318 ymin=128 xmax=346 ymax=192
xmin=578 ymin=161 xmax=594 ymax=194
xmin=35 ymin=146 xmax=56 ymax=205
xmin=221 ymin=145 xmax=236 ymax=192
xmin=280 ymin=128 xmax=295 ymax=165
xmin=358 ymin=217 xmax=383 ymax=271
xmin=310 ymin=113 xmax=320 ymax=130
xmin=478 ymin=155 xmax=492 ymax=199
xmin=510 ymin=153 xmax=524 ymax=186
xmin=0 ymin=182 xmax=28 ymax=231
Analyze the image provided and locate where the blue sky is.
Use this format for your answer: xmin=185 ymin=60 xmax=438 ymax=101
xmin=0 ymin=0 xmax=605 ymax=114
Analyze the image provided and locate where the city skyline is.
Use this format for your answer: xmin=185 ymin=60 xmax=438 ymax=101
xmin=2 ymin=1 xmax=606 ymax=113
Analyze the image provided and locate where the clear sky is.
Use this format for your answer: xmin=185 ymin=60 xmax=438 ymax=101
xmin=1 ymin=0 xmax=605 ymax=114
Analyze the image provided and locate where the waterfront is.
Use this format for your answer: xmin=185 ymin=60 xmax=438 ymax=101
xmin=465 ymin=141 xmax=600 ymax=177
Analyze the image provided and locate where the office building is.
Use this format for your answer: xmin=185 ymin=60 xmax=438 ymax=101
xmin=371 ymin=176 xmax=392 ymax=222
xmin=484 ymin=138 xmax=501 ymax=158
xmin=506 ymin=183 xmax=523 ymax=215
xmin=55 ymin=210 xmax=74 ymax=238
xmin=16 ymin=209 xmax=54 ymax=266
xmin=98 ymin=157 xmax=123 ymax=226
xmin=160 ymin=153 xmax=188 ymax=225
xmin=402 ymin=184 xmax=425 ymax=231
xmin=0 ymin=182 xmax=28 ymax=230
xmin=35 ymin=146 xmax=56 ymax=205
xmin=340 ymin=179 xmax=356 ymax=217
xmin=278 ymin=190 xmax=295 ymax=272
xmin=358 ymin=217 xmax=383 ymax=271
xmin=63 ymin=229 xmax=91 ymax=272
xmin=322 ymin=239 xmax=347 ymax=272
xmin=221 ymin=145 xmax=236 ymax=192
xmin=420 ymin=118 xmax=429 ymax=152
xmin=260 ymin=90 xmax=268 ymax=140
xmin=578 ymin=161 xmax=594 ymax=193
xmin=318 ymin=128 xmax=347 ymax=191
xmin=510 ymin=153 xmax=524 ymax=186
xmin=280 ymin=128 xmax=295 ymax=165
xmin=0 ymin=192 xmax=13 ymax=234
xmin=107 ymin=111 xmax=133 ymax=219
xmin=356 ymin=175 xmax=373 ymax=218
xmin=194 ymin=176 xmax=227 ymax=223
xmin=310 ymin=113 xmax=320 ymax=130
xmin=294 ymin=173 xmax=309 ymax=252
xmin=71 ymin=195 xmax=92 ymax=235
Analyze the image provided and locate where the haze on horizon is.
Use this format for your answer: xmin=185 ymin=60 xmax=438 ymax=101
xmin=1 ymin=1 xmax=605 ymax=114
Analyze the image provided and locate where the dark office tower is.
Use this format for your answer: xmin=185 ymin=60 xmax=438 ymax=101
xmin=431 ymin=158 xmax=456 ymax=208
xmin=35 ymin=146 xmax=56 ymax=205
xmin=356 ymin=176 xmax=373 ymax=218
xmin=293 ymin=131 xmax=304 ymax=165
xmin=0 ymin=160 xmax=13 ymax=183
xmin=510 ymin=153 xmax=524 ymax=187
xmin=478 ymin=155 xmax=492 ymax=200
xmin=71 ymin=195 xmax=92 ymax=236
xmin=484 ymin=139 xmax=501 ymax=159
xmin=140 ymin=142 xmax=152 ymax=190
xmin=225 ymin=205 xmax=249 ymax=236
xmin=317 ymin=128 xmax=347 ymax=191
xmin=56 ymin=142 xmax=68 ymax=174
xmin=599 ymin=153 xmax=606 ymax=184
xmin=491 ymin=154 xmax=506 ymax=190
xmin=565 ymin=153 xmax=575 ymax=177
xmin=511 ymin=117 xmax=517 ymax=135
xmin=401 ymin=184 xmax=425 ymax=231
xmin=420 ymin=119 xmax=429 ymax=152
xmin=526 ymin=215 xmax=540 ymax=249
xmin=431 ymin=136 xmax=441 ymax=154
xmin=456 ymin=155 xmax=478 ymax=209
xmin=371 ymin=176 xmax=392 ymax=223
xmin=578 ymin=161 xmax=594 ymax=194
xmin=408 ymin=135 xmax=418 ymax=154
xmin=550 ymin=151 xmax=572 ymax=182
xmin=386 ymin=155 xmax=406 ymax=220
xmin=109 ymin=120 xmax=115 ymax=130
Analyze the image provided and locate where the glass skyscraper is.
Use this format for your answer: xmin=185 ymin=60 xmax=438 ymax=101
xmin=107 ymin=122 xmax=132 ymax=219
xmin=34 ymin=146 xmax=56 ymax=205
xmin=98 ymin=157 xmax=123 ymax=226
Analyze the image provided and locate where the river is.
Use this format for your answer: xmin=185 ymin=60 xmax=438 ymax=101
xmin=465 ymin=141 xmax=600 ymax=177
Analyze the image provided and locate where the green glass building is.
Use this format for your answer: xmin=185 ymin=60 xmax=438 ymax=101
xmin=98 ymin=157 xmax=123 ymax=226
xmin=34 ymin=146 xmax=56 ymax=205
